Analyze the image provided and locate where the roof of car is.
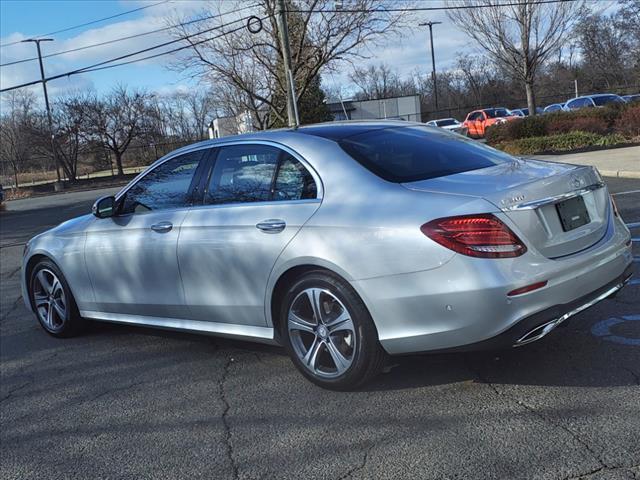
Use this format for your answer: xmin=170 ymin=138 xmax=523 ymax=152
xmin=293 ymin=120 xmax=415 ymax=140
xmin=580 ymin=94 xmax=620 ymax=99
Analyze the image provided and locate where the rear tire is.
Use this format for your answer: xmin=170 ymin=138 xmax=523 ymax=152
xmin=29 ymin=259 xmax=83 ymax=338
xmin=280 ymin=270 xmax=386 ymax=390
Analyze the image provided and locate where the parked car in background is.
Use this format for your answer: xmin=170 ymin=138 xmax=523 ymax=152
xmin=543 ymin=103 xmax=566 ymax=114
xmin=21 ymin=122 xmax=633 ymax=389
xmin=565 ymin=94 xmax=626 ymax=111
xmin=425 ymin=118 xmax=468 ymax=136
xmin=463 ymin=108 xmax=518 ymax=138
xmin=622 ymin=94 xmax=640 ymax=103
xmin=508 ymin=108 xmax=528 ymax=117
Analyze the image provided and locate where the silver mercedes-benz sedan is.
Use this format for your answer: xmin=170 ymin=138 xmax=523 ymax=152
xmin=22 ymin=122 xmax=634 ymax=390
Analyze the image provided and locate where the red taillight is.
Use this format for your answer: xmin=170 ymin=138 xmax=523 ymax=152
xmin=420 ymin=214 xmax=527 ymax=258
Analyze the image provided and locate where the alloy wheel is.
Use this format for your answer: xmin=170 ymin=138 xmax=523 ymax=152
xmin=32 ymin=268 xmax=67 ymax=331
xmin=287 ymin=288 xmax=356 ymax=378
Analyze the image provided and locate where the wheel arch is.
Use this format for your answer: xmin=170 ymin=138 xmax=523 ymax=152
xmin=267 ymin=260 xmax=377 ymax=343
xmin=24 ymin=252 xmax=76 ymax=311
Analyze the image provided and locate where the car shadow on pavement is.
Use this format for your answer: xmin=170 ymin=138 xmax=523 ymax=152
xmin=80 ymin=317 xmax=640 ymax=392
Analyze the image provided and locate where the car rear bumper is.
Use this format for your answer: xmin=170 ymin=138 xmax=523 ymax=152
xmin=353 ymin=214 xmax=633 ymax=355
xmin=423 ymin=263 xmax=633 ymax=353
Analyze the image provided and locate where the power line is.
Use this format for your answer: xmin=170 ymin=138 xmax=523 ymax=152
xmin=0 ymin=13 xmax=271 ymax=93
xmin=0 ymin=0 xmax=170 ymax=48
xmin=80 ymin=15 xmax=272 ymax=74
xmin=288 ymin=0 xmax=573 ymax=13
xmin=0 ymin=3 xmax=260 ymax=68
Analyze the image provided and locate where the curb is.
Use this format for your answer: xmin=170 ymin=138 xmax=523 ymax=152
xmin=598 ymin=170 xmax=640 ymax=179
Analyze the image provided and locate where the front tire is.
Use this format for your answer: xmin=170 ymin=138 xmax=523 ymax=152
xmin=280 ymin=271 xmax=386 ymax=390
xmin=29 ymin=259 xmax=82 ymax=337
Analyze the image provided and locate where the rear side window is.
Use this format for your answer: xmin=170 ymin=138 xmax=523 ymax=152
xmin=338 ymin=126 xmax=511 ymax=183
xmin=207 ymin=145 xmax=279 ymax=204
xmin=274 ymin=154 xmax=317 ymax=201
xmin=205 ymin=145 xmax=317 ymax=204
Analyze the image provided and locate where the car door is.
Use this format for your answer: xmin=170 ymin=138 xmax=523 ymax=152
xmin=178 ymin=142 xmax=322 ymax=327
xmin=465 ymin=112 xmax=480 ymax=137
xmin=477 ymin=112 xmax=489 ymax=136
xmin=84 ymin=149 xmax=209 ymax=318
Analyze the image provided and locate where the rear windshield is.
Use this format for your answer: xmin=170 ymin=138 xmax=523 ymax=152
xmin=592 ymin=95 xmax=623 ymax=106
xmin=436 ymin=119 xmax=457 ymax=126
xmin=338 ymin=126 xmax=512 ymax=183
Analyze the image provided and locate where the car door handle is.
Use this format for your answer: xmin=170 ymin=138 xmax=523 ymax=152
xmin=256 ymin=219 xmax=286 ymax=233
xmin=150 ymin=221 xmax=173 ymax=233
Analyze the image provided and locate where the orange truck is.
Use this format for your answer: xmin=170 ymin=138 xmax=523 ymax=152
xmin=462 ymin=108 xmax=518 ymax=138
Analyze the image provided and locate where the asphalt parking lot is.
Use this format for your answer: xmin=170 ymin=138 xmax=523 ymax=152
xmin=1 ymin=178 xmax=639 ymax=480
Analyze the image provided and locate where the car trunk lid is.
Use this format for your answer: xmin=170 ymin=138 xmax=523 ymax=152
xmin=402 ymin=159 xmax=609 ymax=258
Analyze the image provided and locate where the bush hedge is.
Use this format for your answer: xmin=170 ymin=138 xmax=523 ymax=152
xmin=498 ymin=131 xmax=627 ymax=156
xmin=615 ymin=105 xmax=640 ymax=139
xmin=485 ymin=103 xmax=635 ymax=145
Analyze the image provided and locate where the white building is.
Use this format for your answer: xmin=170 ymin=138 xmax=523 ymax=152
xmin=327 ymin=95 xmax=421 ymax=122
xmin=208 ymin=111 xmax=254 ymax=139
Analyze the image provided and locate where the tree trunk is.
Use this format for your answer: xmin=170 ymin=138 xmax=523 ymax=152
xmin=525 ymin=80 xmax=537 ymax=116
xmin=13 ymin=167 xmax=19 ymax=189
xmin=114 ymin=151 xmax=124 ymax=176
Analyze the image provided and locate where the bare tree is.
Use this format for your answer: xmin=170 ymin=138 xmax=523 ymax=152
xmin=80 ymin=86 xmax=150 ymax=176
xmin=349 ymin=63 xmax=416 ymax=100
xmin=446 ymin=0 xmax=583 ymax=114
xmin=0 ymin=91 xmax=37 ymax=188
xmin=147 ymin=90 xmax=216 ymax=143
xmin=575 ymin=13 xmax=630 ymax=89
xmin=168 ymin=0 xmax=409 ymax=129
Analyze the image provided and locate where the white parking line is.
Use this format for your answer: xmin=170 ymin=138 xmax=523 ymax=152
xmin=630 ymin=279 xmax=640 ymax=286
xmin=612 ymin=189 xmax=640 ymax=196
xmin=627 ymin=222 xmax=640 ymax=229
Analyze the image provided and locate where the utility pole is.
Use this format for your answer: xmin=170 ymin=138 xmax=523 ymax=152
xmin=22 ymin=38 xmax=63 ymax=187
xmin=419 ymin=21 xmax=442 ymax=112
xmin=276 ymin=0 xmax=299 ymax=127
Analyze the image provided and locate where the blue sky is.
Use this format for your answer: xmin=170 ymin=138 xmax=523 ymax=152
xmin=0 ymin=0 xmax=619 ymax=104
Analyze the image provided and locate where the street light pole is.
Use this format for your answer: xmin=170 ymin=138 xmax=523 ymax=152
xmin=22 ymin=38 xmax=62 ymax=185
xmin=419 ymin=21 xmax=442 ymax=112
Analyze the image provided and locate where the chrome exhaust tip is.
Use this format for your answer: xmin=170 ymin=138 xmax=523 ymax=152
xmin=513 ymin=280 xmax=627 ymax=348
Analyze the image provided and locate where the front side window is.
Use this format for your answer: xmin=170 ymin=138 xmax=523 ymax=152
xmin=119 ymin=150 xmax=203 ymax=215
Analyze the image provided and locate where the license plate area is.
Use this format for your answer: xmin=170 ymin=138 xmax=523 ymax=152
xmin=555 ymin=195 xmax=590 ymax=232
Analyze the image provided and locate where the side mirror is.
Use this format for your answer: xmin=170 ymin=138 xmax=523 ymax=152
xmin=92 ymin=196 xmax=116 ymax=218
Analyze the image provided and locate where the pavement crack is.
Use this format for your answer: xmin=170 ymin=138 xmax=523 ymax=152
xmin=0 ymin=380 xmax=32 ymax=403
xmin=220 ymin=354 xmax=240 ymax=480
xmin=464 ymin=355 xmax=608 ymax=471
xmin=85 ymin=379 xmax=145 ymax=402
xmin=338 ymin=443 xmax=375 ymax=480
xmin=564 ymin=464 xmax=640 ymax=479
xmin=6 ymin=265 xmax=21 ymax=278
xmin=623 ymin=367 xmax=640 ymax=386
xmin=0 ymin=295 xmax=23 ymax=325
